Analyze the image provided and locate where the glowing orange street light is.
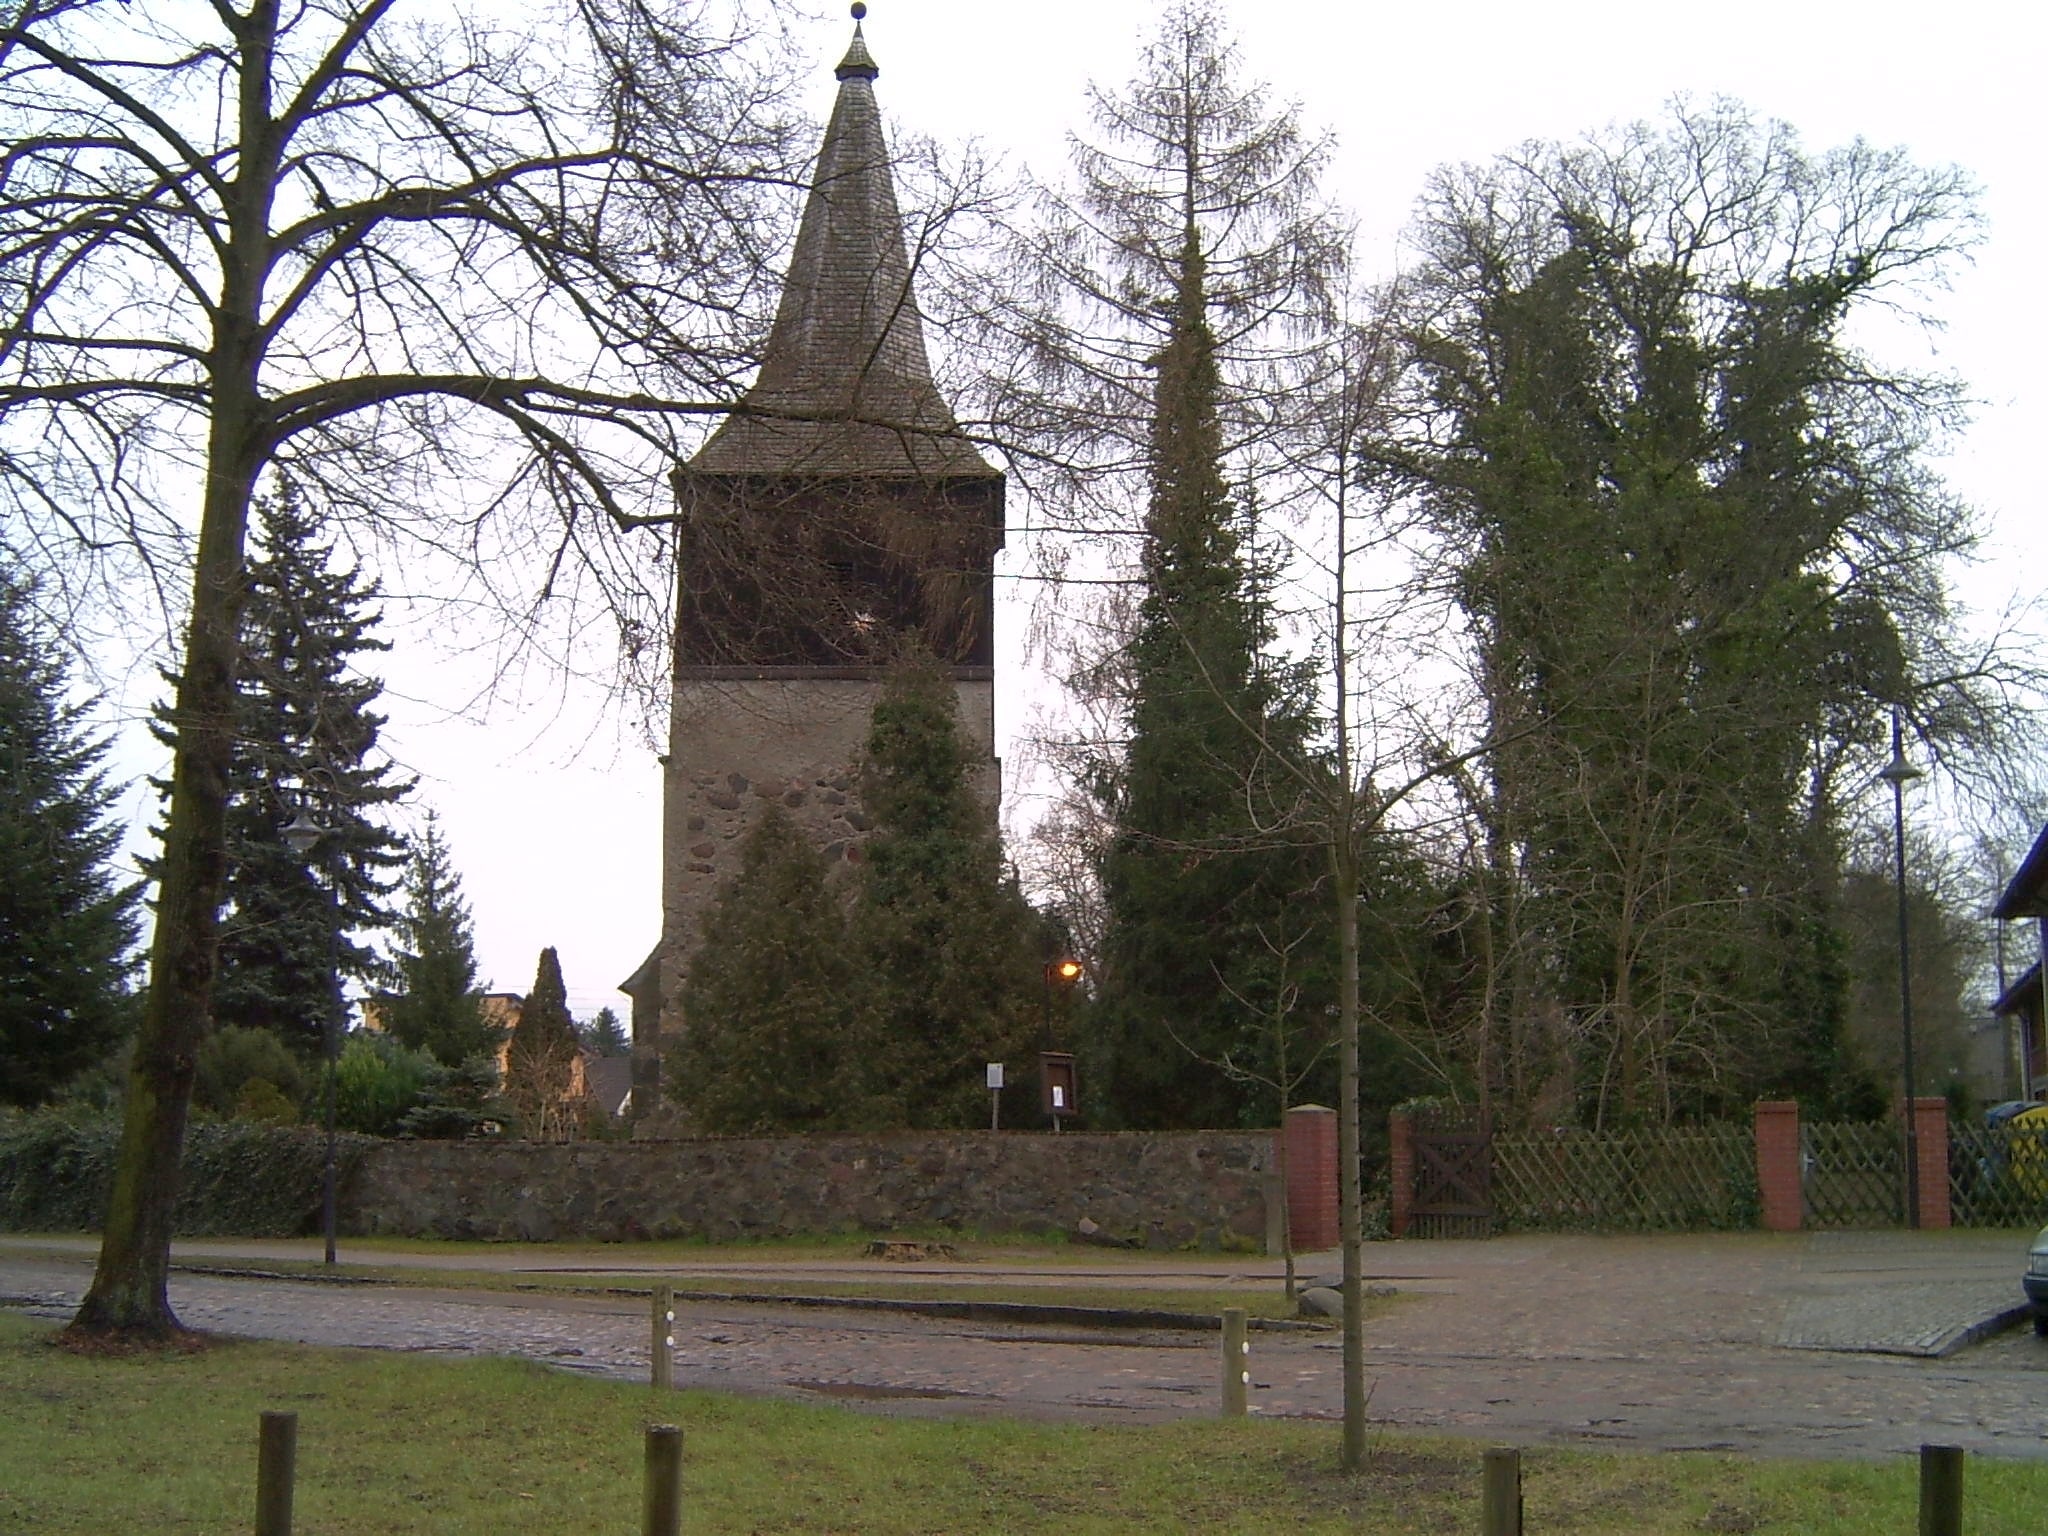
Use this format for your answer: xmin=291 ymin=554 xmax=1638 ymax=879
xmin=1046 ymin=956 xmax=1084 ymax=986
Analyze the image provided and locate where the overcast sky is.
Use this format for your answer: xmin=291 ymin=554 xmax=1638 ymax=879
xmin=95 ymin=0 xmax=2045 ymax=1018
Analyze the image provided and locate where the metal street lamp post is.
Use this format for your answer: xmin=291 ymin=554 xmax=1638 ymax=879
xmin=1877 ymin=713 xmax=1925 ymax=1230
xmin=281 ymin=801 xmax=341 ymax=1265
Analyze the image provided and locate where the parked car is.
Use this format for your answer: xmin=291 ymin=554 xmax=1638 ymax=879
xmin=2027 ymin=1225 xmax=2048 ymax=1337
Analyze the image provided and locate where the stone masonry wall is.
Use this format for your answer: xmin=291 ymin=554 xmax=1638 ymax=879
xmin=345 ymin=1130 xmax=1272 ymax=1249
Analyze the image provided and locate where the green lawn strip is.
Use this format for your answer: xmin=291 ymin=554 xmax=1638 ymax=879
xmin=4 ymin=1313 xmax=2041 ymax=1534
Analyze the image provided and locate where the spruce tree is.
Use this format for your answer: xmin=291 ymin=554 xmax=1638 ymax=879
xmin=580 ymin=1006 xmax=628 ymax=1057
xmin=849 ymin=657 xmax=1043 ymax=1129
xmin=506 ymin=946 xmax=580 ymax=1139
xmin=0 ymin=577 xmax=142 ymax=1104
xmin=150 ymin=481 xmax=411 ymax=1059
xmin=387 ymin=813 xmax=496 ymax=1067
xmin=672 ymin=808 xmax=857 ymax=1132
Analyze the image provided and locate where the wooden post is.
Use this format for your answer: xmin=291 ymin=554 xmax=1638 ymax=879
xmin=643 ymin=1424 xmax=683 ymax=1536
xmin=1919 ymin=1444 xmax=1963 ymax=1536
xmin=651 ymin=1283 xmax=674 ymax=1392
xmin=1481 ymin=1446 xmax=1522 ymax=1536
xmin=1220 ymin=1307 xmax=1248 ymax=1417
xmin=254 ymin=1410 xmax=297 ymax=1536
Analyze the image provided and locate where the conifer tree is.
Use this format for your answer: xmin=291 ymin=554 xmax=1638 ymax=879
xmin=671 ymin=808 xmax=857 ymax=1133
xmin=506 ymin=946 xmax=580 ymax=1140
xmin=1073 ymin=7 xmax=1339 ymax=1127
xmin=387 ymin=814 xmax=496 ymax=1068
xmin=0 ymin=577 xmax=142 ymax=1104
xmin=580 ymin=1006 xmax=628 ymax=1058
xmin=849 ymin=657 xmax=1044 ymax=1129
xmin=204 ymin=482 xmax=411 ymax=1057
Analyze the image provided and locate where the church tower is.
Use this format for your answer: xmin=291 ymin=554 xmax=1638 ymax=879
xmin=626 ymin=6 xmax=1004 ymax=1112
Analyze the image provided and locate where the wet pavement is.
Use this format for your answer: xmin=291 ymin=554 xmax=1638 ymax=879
xmin=5 ymin=1229 xmax=2046 ymax=1459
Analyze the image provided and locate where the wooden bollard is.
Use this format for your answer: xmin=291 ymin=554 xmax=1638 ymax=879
xmin=643 ymin=1423 xmax=683 ymax=1536
xmin=1481 ymin=1446 xmax=1522 ymax=1536
xmin=255 ymin=1410 xmax=297 ymax=1536
xmin=651 ymin=1282 xmax=674 ymax=1391
xmin=1919 ymin=1443 xmax=1963 ymax=1536
xmin=1220 ymin=1307 xmax=1248 ymax=1417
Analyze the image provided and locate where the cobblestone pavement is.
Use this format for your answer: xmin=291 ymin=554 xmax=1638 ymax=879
xmin=6 ymin=1231 xmax=2046 ymax=1460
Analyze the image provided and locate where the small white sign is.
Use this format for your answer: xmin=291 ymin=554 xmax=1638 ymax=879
xmin=986 ymin=1062 xmax=1005 ymax=1090
xmin=1051 ymin=1085 xmax=1066 ymax=1109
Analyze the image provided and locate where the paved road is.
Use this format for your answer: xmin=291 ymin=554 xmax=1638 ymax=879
xmin=6 ymin=1231 xmax=2046 ymax=1459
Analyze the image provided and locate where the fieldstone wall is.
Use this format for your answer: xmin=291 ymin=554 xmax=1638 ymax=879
xmin=346 ymin=1130 xmax=1274 ymax=1250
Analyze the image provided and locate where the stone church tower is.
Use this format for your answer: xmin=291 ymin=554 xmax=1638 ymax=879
xmin=624 ymin=8 xmax=1005 ymax=1112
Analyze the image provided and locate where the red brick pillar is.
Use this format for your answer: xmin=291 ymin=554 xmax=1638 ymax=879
xmin=1284 ymin=1105 xmax=1339 ymax=1253
xmin=1753 ymin=1100 xmax=1803 ymax=1232
xmin=1905 ymin=1096 xmax=1950 ymax=1229
xmin=1388 ymin=1107 xmax=1415 ymax=1239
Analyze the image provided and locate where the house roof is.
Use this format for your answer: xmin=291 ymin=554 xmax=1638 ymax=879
xmin=584 ymin=1056 xmax=634 ymax=1117
xmin=1993 ymin=822 xmax=2048 ymax=920
xmin=684 ymin=12 xmax=995 ymax=480
xmin=1994 ymin=960 xmax=2044 ymax=1017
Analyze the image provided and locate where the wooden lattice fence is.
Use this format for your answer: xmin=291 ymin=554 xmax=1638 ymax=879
xmin=1491 ymin=1124 xmax=1756 ymax=1233
xmin=1950 ymin=1121 xmax=2048 ymax=1228
xmin=1800 ymin=1119 xmax=1900 ymax=1228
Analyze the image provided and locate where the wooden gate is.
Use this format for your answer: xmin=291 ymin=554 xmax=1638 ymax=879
xmin=1802 ymin=1119 xmax=1902 ymax=1229
xmin=1410 ymin=1106 xmax=1494 ymax=1237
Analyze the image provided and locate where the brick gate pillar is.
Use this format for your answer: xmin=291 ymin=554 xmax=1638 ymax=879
xmin=1284 ymin=1105 xmax=1339 ymax=1253
xmin=1905 ymin=1096 xmax=1951 ymax=1229
xmin=1388 ymin=1107 xmax=1415 ymax=1239
xmin=1753 ymin=1100 xmax=1803 ymax=1232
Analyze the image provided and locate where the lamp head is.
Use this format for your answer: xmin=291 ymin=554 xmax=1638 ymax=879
xmin=1878 ymin=713 xmax=1923 ymax=789
xmin=281 ymin=805 xmax=325 ymax=858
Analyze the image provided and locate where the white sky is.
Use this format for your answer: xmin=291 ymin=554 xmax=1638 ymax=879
xmin=96 ymin=0 xmax=2046 ymax=1019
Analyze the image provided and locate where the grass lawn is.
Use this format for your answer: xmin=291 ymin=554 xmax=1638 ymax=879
xmin=3 ymin=1312 xmax=2042 ymax=1533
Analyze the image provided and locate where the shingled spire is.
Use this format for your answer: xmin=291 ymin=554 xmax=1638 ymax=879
xmin=686 ymin=4 xmax=992 ymax=477
xmin=631 ymin=8 xmax=1008 ymax=1126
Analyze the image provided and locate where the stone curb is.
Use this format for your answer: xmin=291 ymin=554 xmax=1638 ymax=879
xmin=1778 ymin=1299 xmax=2032 ymax=1359
xmin=164 ymin=1261 xmax=1331 ymax=1333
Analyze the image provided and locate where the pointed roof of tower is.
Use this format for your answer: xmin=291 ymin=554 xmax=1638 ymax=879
xmin=686 ymin=6 xmax=994 ymax=479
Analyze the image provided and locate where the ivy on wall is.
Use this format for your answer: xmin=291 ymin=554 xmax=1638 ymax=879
xmin=0 ymin=1113 xmax=370 ymax=1236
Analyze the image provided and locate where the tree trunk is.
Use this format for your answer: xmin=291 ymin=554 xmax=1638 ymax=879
xmin=1334 ymin=820 xmax=1367 ymax=1472
xmin=66 ymin=448 xmax=257 ymax=1339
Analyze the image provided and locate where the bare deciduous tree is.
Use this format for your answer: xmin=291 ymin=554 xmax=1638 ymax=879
xmin=0 ymin=0 xmax=805 ymax=1340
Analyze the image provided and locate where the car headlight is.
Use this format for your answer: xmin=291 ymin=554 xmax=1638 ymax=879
xmin=2029 ymin=1251 xmax=2048 ymax=1277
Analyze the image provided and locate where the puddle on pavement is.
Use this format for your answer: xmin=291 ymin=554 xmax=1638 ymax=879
xmin=791 ymin=1379 xmax=996 ymax=1401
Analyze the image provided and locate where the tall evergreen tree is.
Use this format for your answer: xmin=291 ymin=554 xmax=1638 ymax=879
xmin=506 ymin=945 xmax=580 ymax=1139
xmin=387 ymin=814 xmax=495 ymax=1068
xmin=671 ymin=807 xmax=858 ymax=1133
xmin=1053 ymin=6 xmax=1339 ymax=1129
xmin=0 ymin=577 xmax=142 ymax=1104
xmin=580 ymin=1006 xmax=628 ymax=1058
xmin=849 ymin=657 xmax=1044 ymax=1129
xmin=1093 ymin=218 xmax=1330 ymax=1129
xmin=148 ymin=481 xmax=411 ymax=1058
